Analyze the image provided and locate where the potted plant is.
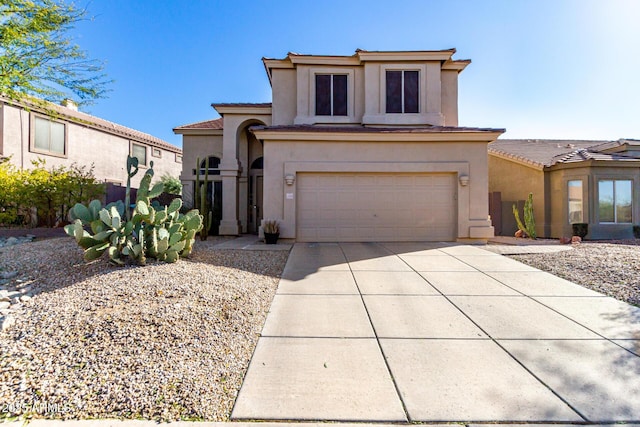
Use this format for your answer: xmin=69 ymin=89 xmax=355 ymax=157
xmin=263 ymin=219 xmax=280 ymax=244
xmin=572 ymin=223 xmax=588 ymax=239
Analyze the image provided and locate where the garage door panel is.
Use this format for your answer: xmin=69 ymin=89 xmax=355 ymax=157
xmin=297 ymin=173 xmax=456 ymax=242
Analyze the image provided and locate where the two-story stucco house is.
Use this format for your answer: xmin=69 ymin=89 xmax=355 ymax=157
xmin=0 ymin=96 xmax=183 ymax=190
xmin=175 ymin=49 xmax=504 ymax=242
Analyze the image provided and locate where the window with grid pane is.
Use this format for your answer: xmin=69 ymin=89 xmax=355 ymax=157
xmin=386 ymin=70 xmax=419 ymax=113
xmin=34 ymin=116 xmax=65 ymax=155
xmin=315 ymin=74 xmax=347 ymax=116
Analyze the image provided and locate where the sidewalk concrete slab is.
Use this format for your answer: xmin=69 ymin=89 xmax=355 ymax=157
xmin=438 ymin=245 xmax=501 ymax=256
xmin=380 ymin=339 xmax=582 ymax=422
xmin=363 ymin=295 xmax=487 ymax=338
xmin=449 ymin=296 xmax=600 ymax=339
xmin=533 ymin=296 xmax=640 ymax=339
xmin=380 ymin=241 xmax=452 ymax=256
xmin=282 ymin=243 xmax=350 ymax=277
xmin=277 ymin=271 xmax=359 ymax=295
xmin=354 ymin=271 xmax=439 ymax=295
xmin=486 ymin=271 xmax=605 ymax=297
xmin=400 ymin=254 xmax=476 ymax=271
xmin=500 ymin=339 xmax=640 ymax=421
xmin=453 ymin=255 xmax=539 ymax=271
xmin=420 ymin=271 xmax=520 ymax=295
xmin=261 ymin=295 xmax=374 ymax=338
xmin=231 ymin=337 xmax=407 ymax=421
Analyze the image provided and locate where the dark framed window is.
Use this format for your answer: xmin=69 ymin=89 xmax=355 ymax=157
xmin=598 ymin=179 xmax=632 ymax=223
xmin=192 ymin=156 xmax=221 ymax=175
xmin=33 ymin=116 xmax=66 ymax=155
xmin=315 ymin=74 xmax=347 ymax=116
xmin=386 ymin=70 xmax=419 ymax=113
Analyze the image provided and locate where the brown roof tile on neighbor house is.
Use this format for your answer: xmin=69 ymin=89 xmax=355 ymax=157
xmin=488 ymin=139 xmax=611 ymax=168
xmin=2 ymin=96 xmax=182 ymax=153
xmin=250 ymin=124 xmax=505 ymax=133
xmin=174 ymin=117 xmax=224 ymax=130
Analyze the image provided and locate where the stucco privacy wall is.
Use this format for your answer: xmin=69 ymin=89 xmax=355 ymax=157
xmin=257 ymin=135 xmax=495 ymax=240
xmin=0 ymin=102 xmax=182 ymax=188
xmin=488 ymin=155 xmax=547 ymax=237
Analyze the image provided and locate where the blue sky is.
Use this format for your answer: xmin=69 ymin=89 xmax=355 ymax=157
xmin=71 ymin=0 xmax=640 ymax=147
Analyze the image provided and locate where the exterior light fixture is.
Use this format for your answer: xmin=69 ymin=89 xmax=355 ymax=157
xmin=459 ymin=175 xmax=469 ymax=186
xmin=285 ymin=174 xmax=295 ymax=186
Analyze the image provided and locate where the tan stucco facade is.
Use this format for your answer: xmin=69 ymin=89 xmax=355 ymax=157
xmin=490 ymin=149 xmax=640 ymax=239
xmin=0 ymin=98 xmax=182 ymax=189
xmin=176 ymin=49 xmax=503 ymax=242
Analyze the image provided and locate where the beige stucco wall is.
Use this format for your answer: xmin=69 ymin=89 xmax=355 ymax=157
xmin=270 ymin=60 xmax=457 ymax=127
xmin=263 ymin=138 xmax=493 ymax=240
xmin=488 ymin=155 xmax=547 ymax=237
xmin=179 ymin=133 xmax=223 ymax=208
xmin=271 ymin=69 xmax=297 ymax=126
xmin=1 ymin=103 xmax=182 ymax=189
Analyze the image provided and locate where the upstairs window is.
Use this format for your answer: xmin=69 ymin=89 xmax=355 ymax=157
xmin=386 ymin=70 xmax=419 ymax=113
xmin=131 ymin=143 xmax=147 ymax=166
xmin=315 ymin=74 xmax=347 ymax=116
xmin=598 ymin=179 xmax=632 ymax=223
xmin=33 ymin=116 xmax=65 ymax=155
xmin=192 ymin=156 xmax=221 ymax=175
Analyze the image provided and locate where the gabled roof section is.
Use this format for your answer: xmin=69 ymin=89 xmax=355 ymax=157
xmin=262 ymin=48 xmax=469 ymax=84
xmin=488 ymin=138 xmax=640 ymax=169
xmin=174 ymin=118 xmax=223 ymax=130
xmin=1 ymin=96 xmax=181 ymax=153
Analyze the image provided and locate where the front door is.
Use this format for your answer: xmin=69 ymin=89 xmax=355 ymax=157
xmin=249 ymin=174 xmax=263 ymax=234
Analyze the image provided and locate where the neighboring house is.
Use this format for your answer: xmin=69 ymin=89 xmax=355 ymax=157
xmin=0 ymin=96 xmax=183 ymax=192
xmin=175 ymin=49 xmax=504 ymax=242
xmin=489 ymin=138 xmax=640 ymax=239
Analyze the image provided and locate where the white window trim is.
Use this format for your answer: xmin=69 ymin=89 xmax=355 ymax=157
xmin=296 ymin=67 xmax=355 ymax=124
xmin=175 ymin=153 xmax=182 ymax=163
xmin=29 ymin=113 xmax=68 ymax=158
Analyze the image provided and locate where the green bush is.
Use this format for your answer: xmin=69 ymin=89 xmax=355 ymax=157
xmin=160 ymin=173 xmax=182 ymax=195
xmin=0 ymin=158 xmax=103 ymax=227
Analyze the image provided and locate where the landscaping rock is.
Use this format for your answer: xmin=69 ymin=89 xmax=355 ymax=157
xmin=1 ymin=314 xmax=16 ymax=332
xmin=0 ymin=301 xmax=10 ymax=310
xmin=571 ymin=236 xmax=582 ymax=244
xmin=1 ymin=270 xmax=18 ymax=280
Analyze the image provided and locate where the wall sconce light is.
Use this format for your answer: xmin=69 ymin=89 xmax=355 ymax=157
xmin=459 ymin=175 xmax=469 ymax=186
xmin=284 ymin=174 xmax=295 ymax=186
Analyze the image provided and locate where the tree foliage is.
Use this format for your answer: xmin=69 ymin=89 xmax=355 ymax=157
xmin=0 ymin=158 xmax=104 ymax=226
xmin=0 ymin=0 xmax=110 ymax=105
xmin=160 ymin=173 xmax=182 ymax=195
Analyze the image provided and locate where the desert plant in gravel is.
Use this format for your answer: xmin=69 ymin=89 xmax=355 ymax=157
xmin=64 ymin=156 xmax=203 ymax=265
xmin=512 ymin=192 xmax=536 ymax=239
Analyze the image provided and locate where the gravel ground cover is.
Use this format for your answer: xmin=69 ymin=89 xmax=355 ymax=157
xmin=507 ymin=240 xmax=640 ymax=307
xmin=0 ymin=237 xmax=289 ymax=422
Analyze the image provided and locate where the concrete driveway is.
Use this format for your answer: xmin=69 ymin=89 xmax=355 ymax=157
xmin=231 ymin=242 xmax=640 ymax=423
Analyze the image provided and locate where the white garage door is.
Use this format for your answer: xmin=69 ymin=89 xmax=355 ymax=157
xmin=297 ymin=173 xmax=457 ymax=242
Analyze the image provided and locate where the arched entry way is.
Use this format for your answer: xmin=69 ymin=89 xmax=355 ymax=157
xmin=249 ymin=156 xmax=264 ymax=234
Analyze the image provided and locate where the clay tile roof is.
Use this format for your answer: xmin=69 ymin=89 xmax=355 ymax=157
xmin=174 ymin=118 xmax=223 ymax=130
xmin=2 ymin=96 xmax=181 ymax=153
xmin=488 ymin=139 xmax=610 ymax=168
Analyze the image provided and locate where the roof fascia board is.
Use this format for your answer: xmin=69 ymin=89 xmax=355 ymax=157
xmin=173 ymin=128 xmax=223 ymax=136
xmin=357 ymin=50 xmax=455 ymax=62
xmin=442 ymin=59 xmax=471 ymax=71
xmin=252 ymin=129 xmax=503 ymax=143
xmin=288 ymin=55 xmax=361 ymax=66
xmin=213 ymin=106 xmax=272 ymax=115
